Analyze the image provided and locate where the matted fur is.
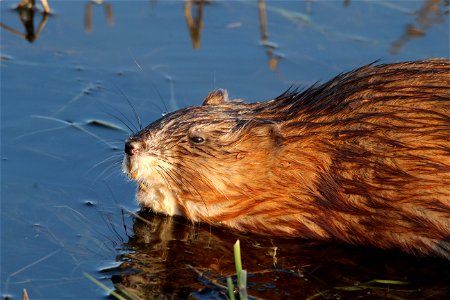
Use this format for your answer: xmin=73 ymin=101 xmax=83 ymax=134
xmin=124 ymin=59 xmax=450 ymax=259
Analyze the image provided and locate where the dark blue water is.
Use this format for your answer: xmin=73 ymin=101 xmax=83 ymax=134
xmin=1 ymin=1 xmax=449 ymax=299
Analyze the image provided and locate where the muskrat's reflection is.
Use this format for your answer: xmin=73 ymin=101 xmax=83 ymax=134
xmin=112 ymin=210 xmax=450 ymax=299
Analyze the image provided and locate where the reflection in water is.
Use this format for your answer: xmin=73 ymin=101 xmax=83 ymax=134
xmin=0 ymin=1 xmax=50 ymax=43
xmin=110 ymin=210 xmax=450 ymax=299
xmin=226 ymin=0 xmax=285 ymax=71
xmin=258 ymin=0 xmax=282 ymax=71
xmin=258 ymin=0 xmax=268 ymax=41
xmin=0 ymin=0 xmax=116 ymax=41
xmin=183 ymin=0 xmax=283 ymax=69
xmin=84 ymin=0 xmax=114 ymax=33
xmin=4 ymin=0 xmax=444 ymax=61
xmin=391 ymin=0 xmax=449 ymax=54
xmin=17 ymin=0 xmax=51 ymax=14
xmin=184 ymin=0 xmax=209 ymax=49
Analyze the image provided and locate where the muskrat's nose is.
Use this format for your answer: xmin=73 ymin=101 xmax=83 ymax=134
xmin=125 ymin=140 xmax=143 ymax=156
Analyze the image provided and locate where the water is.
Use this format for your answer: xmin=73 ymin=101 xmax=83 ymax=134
xmin=1 ymin=1 xmax=449 ymax=299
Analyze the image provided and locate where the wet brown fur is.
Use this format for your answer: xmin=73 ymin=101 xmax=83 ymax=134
xmin=125 ymin=59 xmax=450 ymax=259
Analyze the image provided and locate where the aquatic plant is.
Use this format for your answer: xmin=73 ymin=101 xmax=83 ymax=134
xmin=227 ymin=240 xmax=248 ymax=300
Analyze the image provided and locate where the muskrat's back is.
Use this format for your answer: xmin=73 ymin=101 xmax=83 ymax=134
xmin=124 ymin=59 xmax=450 ymax=259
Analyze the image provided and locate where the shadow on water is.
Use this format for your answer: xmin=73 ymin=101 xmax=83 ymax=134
xmin=1 ymin=0 xmax=449 ymax=299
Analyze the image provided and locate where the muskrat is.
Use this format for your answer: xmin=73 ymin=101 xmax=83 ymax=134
xmin=123 ymin=59 xmax=450 ymax=259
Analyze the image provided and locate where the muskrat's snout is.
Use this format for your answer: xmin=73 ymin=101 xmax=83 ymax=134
xmin=125 ymin=139 xmax=144 ymax=156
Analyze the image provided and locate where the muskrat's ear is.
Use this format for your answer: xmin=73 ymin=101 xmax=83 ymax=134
xmin=247 ymin=121 xmax=283 ymax=148
xmin=202 ymin=89 xmax=229 ymax=106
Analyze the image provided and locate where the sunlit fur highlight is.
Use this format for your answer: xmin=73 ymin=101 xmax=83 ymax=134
xmin=124 ymin=59 xmax=450 ymax=259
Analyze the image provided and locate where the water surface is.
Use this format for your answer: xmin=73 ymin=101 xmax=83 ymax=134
xmin=1 ymin=1 xmax=449 ymax=299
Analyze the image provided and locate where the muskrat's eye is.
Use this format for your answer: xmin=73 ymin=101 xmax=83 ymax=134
xmin=188 ymin=126 xmax=206 ymax=145
xmin=190 ymin=136 xmax=205 ymax=144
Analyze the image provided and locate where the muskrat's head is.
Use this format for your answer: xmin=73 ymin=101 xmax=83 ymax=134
xmin=123 ymin=89 xmax=282 ymax=219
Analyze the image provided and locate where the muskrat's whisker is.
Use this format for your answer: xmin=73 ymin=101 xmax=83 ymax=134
xmin=104 ymin=111 xmax=136 ymax=135
xmin=27 ymin=115 xmax=118 ymax=149
xmin=74 ymin=124 xmax=119 ymax=149
xmin=89 ymin=154 xmax=123 ymax=172
xmin=52 ymin=205 xmax=120 ymax=251
xmin=156 ymin=166 xmax=178 ymax=197
xmin=90 ymin=138 xmax=122 ymax=149
xmin=18 ymin=146 xmax=65 ymax=161
xmin=150 ymin=81 xmax=169 ymax=114
xmin=165 ymin=167 xmax=210 ymax=215
xmin=102 ymin=183 xmax=133 ymax=239
xmin=168 ymin=158 xmax=230 ymax=210
xmin=163 ymin=159 xmax=202 ymax=185
xmin=114 ymin=85 xmax=143 ymax=130
xmin=95 ymin=160 xmax=123 ymax=181
xmin=161 ymin=163 xmax=202 ymax=200
xmin=96 ymin=90 xmax=140 ymax=134
xmin=97 ymin=209 xmax=125 ymax=245
xmin=94 ymin=140 xmax=124 ymax=150
xmin=12 ymin=125 xmax=68 ymax=141
xmin=148 ymin=67 xmax=178 ymax=111
xmin=127 ymin=49 xmax=169 ymax=114
xmin=162 ymin=166 xmax=187 ymax=192
xmin=51 ymin=82 xmax=96 ymax=117
xmin=106 ymin=141 xmax=126 ymax=145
